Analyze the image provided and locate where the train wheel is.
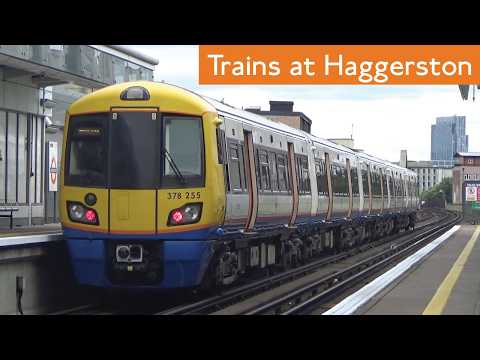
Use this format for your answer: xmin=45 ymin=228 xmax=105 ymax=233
xmin=197 ymin=255 xmax=221 ymax=295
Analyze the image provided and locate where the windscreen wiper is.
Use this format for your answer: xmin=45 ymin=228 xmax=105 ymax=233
xmin=161 ymin=148 xmax=186 ymax=185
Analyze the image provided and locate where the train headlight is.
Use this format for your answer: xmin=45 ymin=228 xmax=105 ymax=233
xmin=168 ymin=203 xmax=202 ymax=226
xmin=69 ymin=204 xmax=85 ymax=220
xmin=67 ymin=201 xmax=99 ymax=225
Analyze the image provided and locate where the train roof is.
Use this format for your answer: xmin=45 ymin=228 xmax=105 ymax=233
xmin=198 ymin=92 xmax=415 ymax=177
xmin=202 ymin=95 xmax=308 ymax=140
xmin=73 ymin=81 xmax=414 ymax=178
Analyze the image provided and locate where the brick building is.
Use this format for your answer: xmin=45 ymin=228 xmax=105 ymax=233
xmin=452 ymin=152 xmax=480 ymax=205
xmin=245 ymin=101 xmax=312 ymax=133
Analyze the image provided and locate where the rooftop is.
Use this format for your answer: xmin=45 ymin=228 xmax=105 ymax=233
xmin=455 ymin=152 xmax=480 ymax=157
xmin=245 ymin=100 xmax=313 ymax=125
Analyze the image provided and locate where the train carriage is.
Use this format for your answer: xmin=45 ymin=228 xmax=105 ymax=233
xmin=60 ymin=81 xmax=418 ymax=290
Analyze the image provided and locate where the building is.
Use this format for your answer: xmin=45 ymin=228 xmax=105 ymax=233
xmin=395 ymin=151 xmax=452 ymax=194
xmin=0 ymin=45 xmax=158 ymax=227
xmin=406 ymin=160 xmax=452 ymax=194
xmin=431 ymin=115 xmax=468 ymax=167
xmin=245 ymin=101 xmax=312 ymax=133
xmin=452 ymin=152 xmax=480 ymax=205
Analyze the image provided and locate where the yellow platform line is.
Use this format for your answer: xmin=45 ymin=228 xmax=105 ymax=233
xmin=423 ymin=225 xmax=480 ymax=315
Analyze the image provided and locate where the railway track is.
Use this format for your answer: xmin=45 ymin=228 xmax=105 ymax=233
xmin=156 ymin=208 xmax=457 ymax=315
xmin=51 ymin=208 xmax=453 ymax=315
xmin=242 ymin=211 xmax=461 ymax=315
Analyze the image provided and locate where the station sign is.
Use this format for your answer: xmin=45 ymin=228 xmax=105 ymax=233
xmin=466 ymin=185 xmax=477 ymax=202
xmin=48 ymin=141 xmax=58 ymax=192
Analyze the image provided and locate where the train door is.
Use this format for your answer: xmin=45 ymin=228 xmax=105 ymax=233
xmin=380 ymin=168 xmax=384 ymax=214
xmin=315 ymin=150 xmax=329 ymax=219
xmin=351 ymin=158 xmax=361 ymax=217
xmin=392 ymin=173 xmax=397 ymax=211
xmin=223 ymin=118 xmax=249 ymax=230
xmin=401 ymin=174 xmax=406 ymax=211
xmin=346 ymin=158 xmax=353 ymax=218
xmin=109 ymin=108 xmax=158 ymax=234
xmin=360 ymin=162 xmax=371 ymax=216
xmin=295 ymin=141 xmax=311 ymax=223
xmin=366 ymin=164 xmax=372 ymax=215
xmin=385 ymin=170 xmax=391 ymax=211
xmin=325 ymin=152 xmax=333 ymax=220
xmin=309 ymin=145 xmax=318 ymax=217
xmin=358 ymin=160 xmax=364 ymax=215
xmin=255 ymin=130 xmax=276 ymax=227
xmin=287 ymin=142 xmax=299 ymax=226
xmin=244 ymin=130 xmax=258 ymax=231
xmin=274 ymin=138 xmax=292 ymax=225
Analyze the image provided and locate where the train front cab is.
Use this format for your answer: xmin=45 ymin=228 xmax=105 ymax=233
xmin=60 ymin=82 xmax=226 ymax=290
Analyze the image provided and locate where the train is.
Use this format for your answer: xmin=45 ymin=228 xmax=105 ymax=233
xmin=60 ymin=81 xmax=419 ymax=290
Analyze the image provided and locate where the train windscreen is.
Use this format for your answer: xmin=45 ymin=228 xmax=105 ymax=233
xmin=65 ymin=112 xmax=204 ymax=189
xmin=65 ymin=114 xmax=108 ymax=187
xmin=161 ymin=115 xmax=204 ymax=188
xmin=110 ymin=111 xmax=157 ymax=189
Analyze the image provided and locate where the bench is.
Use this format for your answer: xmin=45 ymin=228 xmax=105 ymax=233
xmin=0 ymin=207 xmax=19 ymax=229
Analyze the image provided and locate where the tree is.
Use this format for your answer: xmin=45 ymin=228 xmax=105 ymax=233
xmin=420 ymin=178 xmax=452 ymax=204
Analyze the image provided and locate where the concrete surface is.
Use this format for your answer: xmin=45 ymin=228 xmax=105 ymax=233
xmin=362 ymin=224 xmax=480 ymax=315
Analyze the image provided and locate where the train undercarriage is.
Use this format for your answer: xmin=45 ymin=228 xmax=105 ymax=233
xmin=203 ymin=211 xmax=417 ymax=290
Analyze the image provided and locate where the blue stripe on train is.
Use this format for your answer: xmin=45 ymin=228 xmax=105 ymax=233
xmin=63 ymin=226 xmax=218 ymax=289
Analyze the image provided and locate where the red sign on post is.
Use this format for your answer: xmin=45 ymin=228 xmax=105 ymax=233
xmin=48 ymin=141 xmax=58 ymax=192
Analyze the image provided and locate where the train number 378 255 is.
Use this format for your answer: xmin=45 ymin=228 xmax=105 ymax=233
xmin=167 ymin=192 xmax=201 ymax=200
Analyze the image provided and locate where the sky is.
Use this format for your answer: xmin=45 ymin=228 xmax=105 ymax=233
xmin=130 ymin=45 xmax=480 ymax=163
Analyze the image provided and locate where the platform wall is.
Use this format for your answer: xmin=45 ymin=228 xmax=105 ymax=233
xmin=0 ymin=240 xmax=87 ymax=314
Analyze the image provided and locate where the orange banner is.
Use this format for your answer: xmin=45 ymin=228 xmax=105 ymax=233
xmin=199 ymin=45 xmax=480 ymax=85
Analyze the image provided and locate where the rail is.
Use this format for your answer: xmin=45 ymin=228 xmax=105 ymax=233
xmin=245 ymin=212 xmax=461 ymax=315
xmin=157 ymin=209 xmax=454 ymax=315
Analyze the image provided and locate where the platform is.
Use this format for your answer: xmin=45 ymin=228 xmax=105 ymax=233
xmin=0 ymin=223 xmax=62 ymax=238
xmin=359 ymin=224 xmax=480 ymax=315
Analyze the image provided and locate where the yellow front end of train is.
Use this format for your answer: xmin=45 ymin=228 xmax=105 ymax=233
xmin=60 ymin=81 xmax=226 ymax=288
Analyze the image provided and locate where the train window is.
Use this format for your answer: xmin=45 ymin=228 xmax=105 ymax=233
xmin=258 ymin=150 xmax=271 ymax=191
xmin=268 ymin=151 xmax=278 ymax=191
xmin=239 ymin=144 xmax=246 ymax=189
xmin=162 ymin=115 xmax=204 ymax=188
xmin=216 ymin=128 xmax=226 ymax=164
xmin=351 ymin=166 xmax=359 ymax=196
xmin=371 ymin=171 xmax=376 ymax=196
xmin=111 ymin=111 xmax=157 ymax=189
xmin=316 ymin=160 xmax=328 ymax=196
xmin=65 ymin=114 xmax=108 ymax=187
xmin=277 ymin=154 xmax=289 ymax=192
xmin=296 ymin=157 xmax=302 ymax=192
xmin=227 ymin=142 xmax=243 ymax=192
xmin=383 ymin=170 xmax=389 ymax=197
xmin=394 ymin=177 xmax=398 ymax=198
xmin=372 ymin=169 xmax=381 ymax=197
xmin=400 ymin=175 xmax=405 ymax=197
xmin=296 ymin=156 xmax=310 ymax=194
xmin=362 ymin=164 xmax=369 ymax=198
xmin=332 ymin=163 xmax=348 ymax=196
xmin=302 ymin=158 xmax=311 ymax=194
xmin=379 ymin=171 xmax=383 ymax=196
